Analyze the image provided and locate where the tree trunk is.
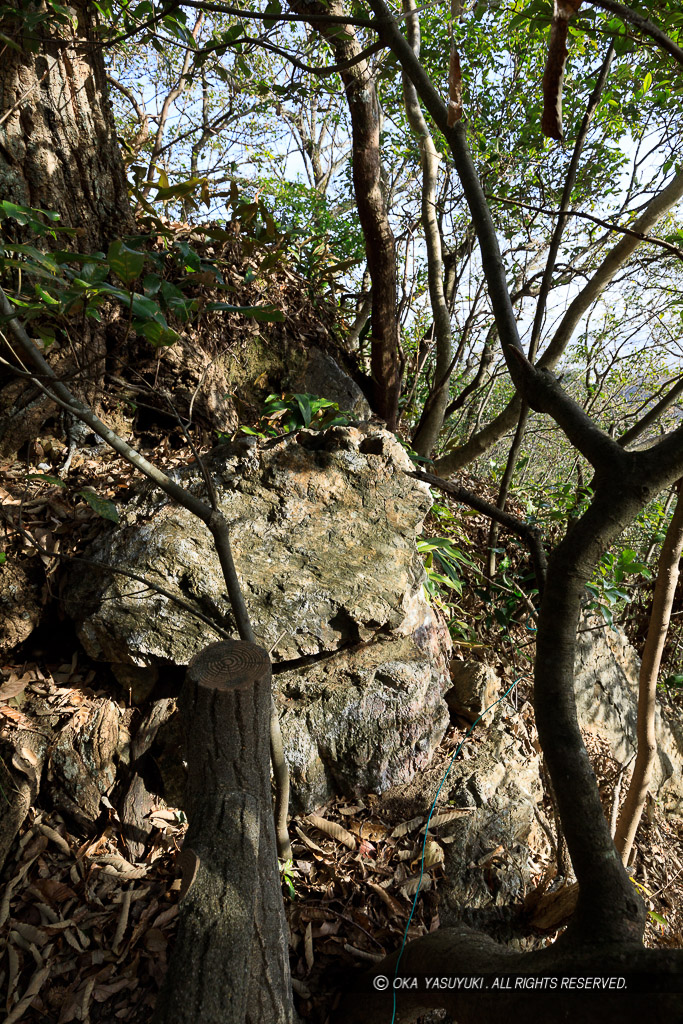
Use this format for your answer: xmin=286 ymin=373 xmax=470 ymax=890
xmin=0 ymin=2 xmax=133 ymax=455
xmin=288 ymin=0 xmax=402 ymax=429
xmin=615 ymin=480 xmax=683 ymax=863
xmin=402 ymin=0 xmax=452 ymax=457
xmin=0 ymin=2 xmax=133 ymax=251
xmin=153 ymin=641 xmax=294 ymax=1024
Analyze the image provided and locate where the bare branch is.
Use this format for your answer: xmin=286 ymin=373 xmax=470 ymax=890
xmin=584 ymin=0 xmax=683 ymax=66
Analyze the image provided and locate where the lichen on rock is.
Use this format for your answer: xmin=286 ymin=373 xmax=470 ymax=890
xmin=64 ymin=425 xmax=451 ymax=809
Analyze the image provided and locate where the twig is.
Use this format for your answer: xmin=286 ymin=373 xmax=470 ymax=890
xmin=407 ymin=469 xmax=547 ymax=595
xmin=0 ymin=510 xmax=231 ymax=641
xmin=0 ymin=284 xmax=292 ymax=860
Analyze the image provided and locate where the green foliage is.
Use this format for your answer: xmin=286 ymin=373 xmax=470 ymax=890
xmin=417 ymin=536 xmax=473 ymax=599
xmin=26 ymin=473 xmax=66 ymax=488
xmin=77 ymin=488 xmax=120 ymax=524
xmin=239 ymin=393 xmax=350 ymax=439
xmin=525 ymin=480 xmax=592 ymax=526
xmin=0 ymin=0 xmax=78 ymax=49
xmin=585 ymin=548 xmax=652 ymax=625
xmin=417 ymin=502 xmax=481 ymax=642
xmin=0 ymin=204 xmax=284 ymax=347
xmin=0 ymin=202 xmax=71 ymax=238
xmin=24 ymin=471 xmax=118 ymax=520
xmin=280 ymin=858 xmax=296 ymax=900
xmin=486 ymin=552 xmax=539 ymax=633
xmin=25 ymin=475 xmax=119 ymax=523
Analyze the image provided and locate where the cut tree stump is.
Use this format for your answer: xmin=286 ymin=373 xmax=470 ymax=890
xmin=153 ymin=641 xmax=295 ymax=1024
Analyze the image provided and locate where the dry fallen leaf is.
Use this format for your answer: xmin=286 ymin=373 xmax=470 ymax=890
xmin=391 ymin=815 xmax=423 ymax=838
xmin=306 ymin=814 xmax=356 ymax=850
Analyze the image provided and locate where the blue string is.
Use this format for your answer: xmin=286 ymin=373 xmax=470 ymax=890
xmin=389 ymin=676 xmax=521 ymax=1023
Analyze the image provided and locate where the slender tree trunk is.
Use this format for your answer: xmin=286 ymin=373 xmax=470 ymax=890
xmin=0 ymin=2 xmax=133 ymax=250
xmin=402 ymin=0 xmax=452 ymax=456
xmin=614 ymin=480 xmax=683 ymax=864
xmin=534 ymin=480 xmax=648 ymax=945
xmin=485 ymin=404 xmax=530 ymax=577
xmin=288 ymin=0 xmax=401 ymax=428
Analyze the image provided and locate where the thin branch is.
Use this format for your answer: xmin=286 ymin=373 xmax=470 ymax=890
xmin=618 ymin=375 xmax=683 ymax=449
xmin=584 ymin=0 xmax=683 ymax=66
xmin=106 ymin=74 xmax=149 ymax=125
xmin=0 ymin=511 xmax=231 ymax=641
xmin=528 ymin=40 xmax=616 ymax=360
xmin=171 ymin=0 xmax=378 ymax=28
xmin=488 ymin=193 xmax=683 ymax=263
xmin=407 ymin=469 xmax=547 ymax=595
xmin=178 ymin=0 xmax=447 ymax=28
xmin=239 ymin=36 xmax=384 ymax=76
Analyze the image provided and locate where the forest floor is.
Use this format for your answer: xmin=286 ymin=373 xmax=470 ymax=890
xmin=1 ymin=428 xmax=683 ymax=1024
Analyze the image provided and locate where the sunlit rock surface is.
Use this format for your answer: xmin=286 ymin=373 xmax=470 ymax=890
xmin=65 ymin=425 xmax=451 ymax=809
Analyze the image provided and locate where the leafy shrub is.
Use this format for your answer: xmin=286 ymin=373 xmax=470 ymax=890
xmin=238 ymin=393 xmax=350 ymax=439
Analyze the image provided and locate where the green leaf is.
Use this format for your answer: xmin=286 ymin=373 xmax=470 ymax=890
xmin=154 ymin=176 xmax=207 ymax=202
xmin=0 ymin=552 xmax=5 ymax=564
xmin=174 ymin=240 xmax=201 ymax=272
xmin=107 ymin=240 xmax=146 ymax=283
xmin=263 ymin=0 xmax=281 ymax=27
xmin=143 ymin=273 xmax=162 ymax=296
xmin=27 ymin=473 xmax=66 ymax=487
xmin=0 ymin=200 xmax=64 ymax=235
xmin=136 ymin=318 xmax=179 ymax=346
xmin=292 ymin=393 xmax=312 ymax=427
xmin=78 ymin=488 xmax=119 ymax=523
xmin=34 ymin=284 xmax=60 ymax=306
xmin=205 ymin=301 xmax=284 ymax=322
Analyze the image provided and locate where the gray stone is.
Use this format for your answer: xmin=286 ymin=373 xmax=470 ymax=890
xmin=438 ymin=710 xmax=544 ymax=920
xmin=377 ymin=697 xmax=545 ymax=927
xmin=50 ymin=701 xmax=124 ymax=828
xmin=0 ymin=564 xmax=41 ymax=655
xmin=279 ymin=631 xmax=449 ymax=813
xmin=445 ymin=661 xmax=500 ymax=723
xmin=291 ymin=347 xmax=371 ymax=419
xmin=64 ymin=425 xmax=451 ymax=811
xmin=574 ymin=615 xmax=683 ymax=814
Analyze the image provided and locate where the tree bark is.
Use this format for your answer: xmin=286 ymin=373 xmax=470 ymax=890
xmin=615 ymin=480 xmax=683 ymax=864
xmin=153 ymin=641 xmax=294 ymax=1024
xmin=402 ymin=0 xmax=452 ymax=457
xmin=0 ymin=2 xmax=133 ymax=250
xmin=288 ymin=0 xmax=402 ymax=429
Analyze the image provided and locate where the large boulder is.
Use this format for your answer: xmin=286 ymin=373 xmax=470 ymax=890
xmin=574 ymin=615 xmax=683 ymax=815
xmin=64 ymin=425 xmax=451 ymax=810
xmin=438 ymin=708 xmax=544 ymax=925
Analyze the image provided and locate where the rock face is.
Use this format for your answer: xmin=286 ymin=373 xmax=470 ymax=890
xmin=64 ymin=426 xmax=451 ymax=811
xmin=50 ymin=701 xmax=128 ymax=829
xmin=445 ymin=661 xmax=500 ymax=723
xmin=438 ymin=704 xmax=544 ymax=926
xmin=574 ymin=616 xmax=683 ymax=815
xmin=0 ymin=564 xmax=41 ymax=655
xmin=291 ymin=347 xmax=372 ymax=420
